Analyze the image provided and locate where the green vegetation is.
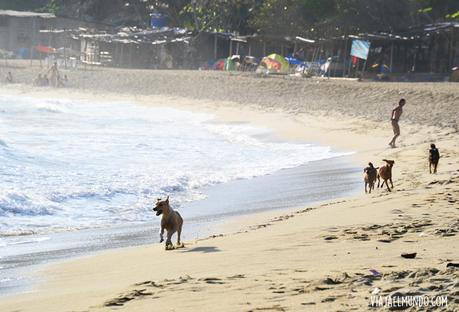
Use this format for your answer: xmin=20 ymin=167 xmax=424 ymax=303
xmin=0 ymin=0 xmax=457 ymax=36
xmin=0 ymin=0 xmax=48 ymax=11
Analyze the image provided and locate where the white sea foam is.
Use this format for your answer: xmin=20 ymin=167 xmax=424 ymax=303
xmin=0 ymin=236 xmax=50 ymax=248
xmin=0 ymin=95 xmax=347 ymax=236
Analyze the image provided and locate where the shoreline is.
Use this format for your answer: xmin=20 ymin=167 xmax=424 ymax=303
xmin=0 ymin=87 xmax=360 ymax=297
xmin=0 ymin=71 xmax=458 ymax=311
xmin=0 ymin=154 xmax=360 ymax=297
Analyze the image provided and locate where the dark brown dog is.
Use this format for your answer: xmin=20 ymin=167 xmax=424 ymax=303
xmin=153 ymin=196 xmax=183 ymax=250
xmin=364 ymin=162 xmax=378 ymax=193
xmin=429 ymin=144 xmax=440 ymax=174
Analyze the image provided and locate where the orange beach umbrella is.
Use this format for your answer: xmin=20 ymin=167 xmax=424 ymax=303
xmin=34 ymin=45 xmax=57 ymax=54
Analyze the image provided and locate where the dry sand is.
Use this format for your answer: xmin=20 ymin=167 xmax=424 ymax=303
xmin=0 ymin=64 xmax=458 ymax=311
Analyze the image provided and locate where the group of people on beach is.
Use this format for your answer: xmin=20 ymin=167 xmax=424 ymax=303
xmin=33 ymin=62 xmax=68 ymax=88
xmin=3 ymin=62 xmax=68 ymax=88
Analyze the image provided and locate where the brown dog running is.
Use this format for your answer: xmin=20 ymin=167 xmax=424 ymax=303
xmin=153 ymin=196 xmax=184 ymax=250
xmin=377 ymin=159 xmax=395 ymax=192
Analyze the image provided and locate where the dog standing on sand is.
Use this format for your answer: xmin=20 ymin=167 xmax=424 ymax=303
xmin=429 ymin=144 xmax=440 ymax=174
xmin=364 ymin=162 xmax=378 ymax=193
xmin=153 ymin=196 xmax=184 ymax=250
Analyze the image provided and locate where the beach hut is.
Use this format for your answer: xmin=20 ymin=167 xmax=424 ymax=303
xmin=0 ymin=10 xmax=56 ymax=56
xmin=260 ymin=53 xmax=290 ymax=74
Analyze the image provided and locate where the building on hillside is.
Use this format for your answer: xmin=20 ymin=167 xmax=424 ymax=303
xmin=0 ymin=10 xmax=56 ymax=57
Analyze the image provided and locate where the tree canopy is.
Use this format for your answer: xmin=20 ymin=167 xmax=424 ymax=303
xmin=1 ymin=0 xmax=458 ymax=36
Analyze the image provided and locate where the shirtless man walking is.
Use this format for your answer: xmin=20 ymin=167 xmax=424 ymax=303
xmin=389 ymin=99 xmax=405 ymax=148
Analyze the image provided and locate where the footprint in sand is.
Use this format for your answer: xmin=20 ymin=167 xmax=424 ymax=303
xmin=227 ymin=274 xmax=246 ymax=280
xmin=321 ymin=296 xmax=337 ymax=303
xmin=323 ymin=235 xmax=338 ymax=241
xmin=104 ymin=288 xmax=153 ymax=307
xmin=247 ymin=305 xmax=286 ymax=312
xmin=200 ymin=277 xmax=225 ymax=284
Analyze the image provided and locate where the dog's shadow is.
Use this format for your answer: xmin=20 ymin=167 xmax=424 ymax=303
xmin=180 ymin=246 xmax=221 ymax=253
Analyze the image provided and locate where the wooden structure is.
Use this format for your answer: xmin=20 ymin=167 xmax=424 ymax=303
xmin=412 ymin=22 xmax=459 ymax=73
xmin=78 ymin=28 xmax=192 ymax=69
xmin=0 ymin=10 xmax=55 ymax=57
xmin=188 ymin=31 xmax=232 ymax=65
xmin=228 ymin=34 xmax=298 ymax=58
xmin=35 ymin=19 xmax=456 ymax=77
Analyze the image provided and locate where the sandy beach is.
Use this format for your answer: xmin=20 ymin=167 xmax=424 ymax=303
xmin=0 ymin=65 xmax=458 ymax=311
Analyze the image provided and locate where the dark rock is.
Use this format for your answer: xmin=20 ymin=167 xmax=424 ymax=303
xmin=401 ymin=252 xmax=417 ymax=259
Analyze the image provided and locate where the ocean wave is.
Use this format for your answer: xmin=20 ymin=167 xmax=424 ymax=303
xmin=0 ymin=95 xmax=70 ymax=115
xmin=48 ymin=188 xmax=132 ymax=203
xmin=0 ymin=192 xmax=57 ymax=217
xmin=34 ymin=101 xmax=69 ymax=114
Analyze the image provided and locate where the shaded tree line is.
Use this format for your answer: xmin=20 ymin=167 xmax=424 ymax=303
xmin=0 ymin=0 xmax=458 ymax=37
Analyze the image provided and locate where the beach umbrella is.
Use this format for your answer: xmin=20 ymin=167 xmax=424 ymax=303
xmin=34 ymin=45 xmax=56 ymax=54
xmin=260 ymin=53 xmax=290 ymax=74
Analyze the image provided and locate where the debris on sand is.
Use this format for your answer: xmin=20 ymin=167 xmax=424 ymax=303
xmin=401 ymin=252 xmax=417 ymax=259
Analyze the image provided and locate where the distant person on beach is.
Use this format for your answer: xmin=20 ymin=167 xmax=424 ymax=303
xmin=48 ymin=62 xmax=60 ymax=87
xmin=429 ymin=144 xmax=440 ymax=174
xmin=389 ymin=99 xmax=406 ymax=148
xmin=5 ymin=72 xmax=13 ymax=83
